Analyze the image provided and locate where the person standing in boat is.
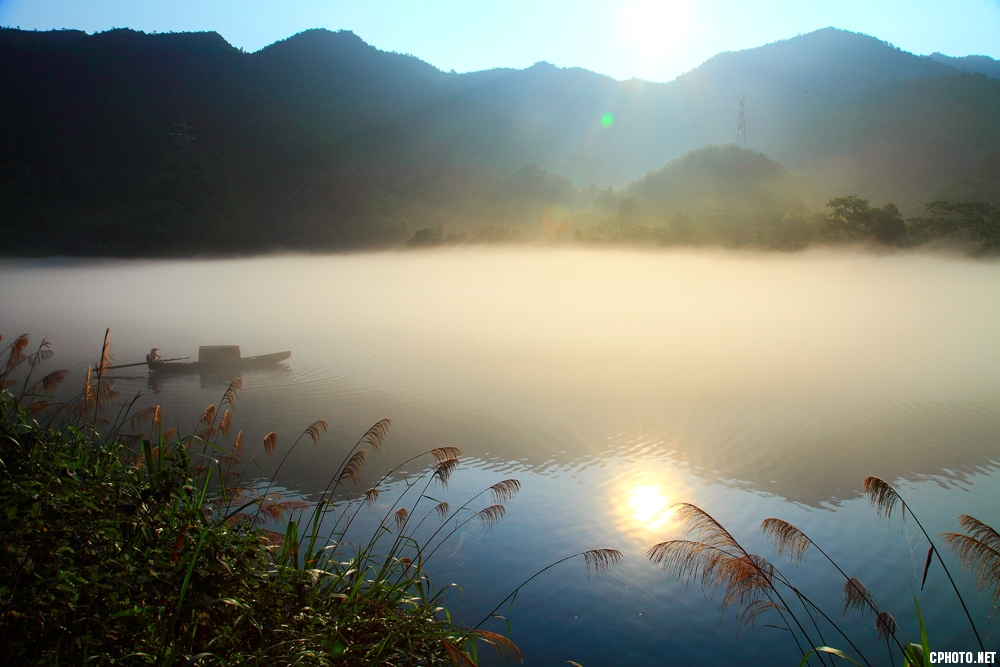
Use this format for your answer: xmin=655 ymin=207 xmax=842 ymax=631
xmin=146 ymin=348 xmax=161 ymax=364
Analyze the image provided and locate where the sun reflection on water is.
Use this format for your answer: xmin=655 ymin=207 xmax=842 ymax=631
xmin=627 ymin=484 xmax=674 ymax=531
xmin=610 ymin=467 xmax=689 ymax=542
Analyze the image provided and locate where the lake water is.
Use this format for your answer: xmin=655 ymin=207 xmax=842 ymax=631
xmin=3 ymin=248 xmax=999 ymax=665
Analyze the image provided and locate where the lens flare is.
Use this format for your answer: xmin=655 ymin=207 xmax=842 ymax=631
xmin=601 ymin=113 xmax=615 ymax=127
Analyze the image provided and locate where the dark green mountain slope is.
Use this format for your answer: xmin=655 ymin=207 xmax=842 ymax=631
xmin=933 ymin=153 xmax=1000 ymax=207
xmin=1 ymin=25 xmax=998 ymax=255
xmin=784 ymin=73 xmax=1000 ymax=213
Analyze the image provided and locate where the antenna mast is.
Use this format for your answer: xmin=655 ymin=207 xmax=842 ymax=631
xmin=737 ymin=96 xmax=746 ymax=147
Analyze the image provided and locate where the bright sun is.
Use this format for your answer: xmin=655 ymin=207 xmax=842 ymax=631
xmin=622 ymin=0 xmax=694 ymax=60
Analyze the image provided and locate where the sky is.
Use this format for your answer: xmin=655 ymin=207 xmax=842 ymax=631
xmin=1 ymin=0 xmax=999 ymax=82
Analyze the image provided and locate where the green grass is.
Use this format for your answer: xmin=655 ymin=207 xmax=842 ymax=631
xmin=0 ymin=333 xmax=507 ymax=665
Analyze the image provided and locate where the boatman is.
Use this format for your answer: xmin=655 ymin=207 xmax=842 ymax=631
xmin=146 ymin=348 xmax=161 ymax=363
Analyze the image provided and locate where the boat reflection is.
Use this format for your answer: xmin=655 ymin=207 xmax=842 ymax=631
xmin=146 ymin=365 xmax=293 ymax=393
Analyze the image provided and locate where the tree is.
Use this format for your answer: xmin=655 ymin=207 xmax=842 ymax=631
xmin=617 ymin=198 xmax=643 ymax=226
xmin=819 ymin=196 xmax=906 ymax=245
xmin=914 ymin=201 xmax=1000 ymax=251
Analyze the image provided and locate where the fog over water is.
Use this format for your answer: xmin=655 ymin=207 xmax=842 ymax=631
xmin=3 ymin=247 xmax=1000 ymax=664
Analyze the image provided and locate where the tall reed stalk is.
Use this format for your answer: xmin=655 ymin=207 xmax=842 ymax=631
xmin=864 ymin=476 xmax=984 ymax=651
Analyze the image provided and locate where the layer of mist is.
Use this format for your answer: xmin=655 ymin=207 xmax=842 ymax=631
xmin=3 ymin=248 xmax=999 ymax=506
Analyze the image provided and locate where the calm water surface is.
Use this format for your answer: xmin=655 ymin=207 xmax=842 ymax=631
xmin=3 ymin=248 xmax=1000 ymax=665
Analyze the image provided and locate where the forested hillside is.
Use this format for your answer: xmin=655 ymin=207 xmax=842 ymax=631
xmin=1 ymin=25 xmax=998 ymax=255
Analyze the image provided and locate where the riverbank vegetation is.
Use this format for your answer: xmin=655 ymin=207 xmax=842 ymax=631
xmin=405 ymin=145 xmax=999 ymax=255
xmin=0 ymin=332 xmax=532 ymax=665
xmin=569 ymin=146 xmax=1000 ymax=254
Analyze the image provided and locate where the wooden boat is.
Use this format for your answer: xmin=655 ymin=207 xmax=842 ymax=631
xmin=147 ymin=345 xmax=290 ymax=374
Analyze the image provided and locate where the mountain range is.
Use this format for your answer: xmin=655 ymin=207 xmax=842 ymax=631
xmin=1 ymin=25 xmax=998 ymax=254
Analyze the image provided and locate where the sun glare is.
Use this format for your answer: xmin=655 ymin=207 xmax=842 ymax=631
xmin=622 ymin=0 xmax=694 ymax=60
xmin=627 ymin=484 xmax=673 ymax=530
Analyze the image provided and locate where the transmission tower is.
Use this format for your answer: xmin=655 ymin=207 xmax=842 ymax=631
xmin=737 ymin=96 xmax=747 ymax=147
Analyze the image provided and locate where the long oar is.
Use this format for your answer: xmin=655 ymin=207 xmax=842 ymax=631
xmin=107 ymin=357 xmax=190 ymax=370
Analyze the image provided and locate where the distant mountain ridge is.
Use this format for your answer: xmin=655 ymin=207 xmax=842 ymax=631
xmin=927 ymin=52 xmax=1000 ymax=79
xmin=1 ymin=25 xmax=998 ymax=255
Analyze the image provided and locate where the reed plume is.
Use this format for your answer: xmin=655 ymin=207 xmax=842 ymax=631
xmin=761 ymin=518 xmax=812 ymax=564
xmin=27 ymin=339 xmax=54 ymax=370
xmin=199 ymin=404 xmax=217 ymax=427
xmin=259 ymin=496 xmax=311 ymax=523
xmin=674 ymin=503 xmax=742 ymax=550
xmin=647 ymin=540 xmax=775 ymax=620
xmin=314 ymin=418 xmax=394 ymax=527
xmin=434 ymin=501 xmax=449 ymax=520
xmin=361 ymin=418 xmax=391 ymax=454
xmin=474 ymin=629 xmax=523 ymax=664
xmin=5 ymin=333 xmax=29 ymax=371
xmin=324 ymin=446 xmax=450 ymax=545
xmin=40 ymin=369 xmax=66 ymax=393
xmin=83 ymin=366 xmax=92 ymax=406
xmin=432 ymin=446 xmax=462 ymax=461
xmin=420 ymin=491 xmax=511 ymax=565
xmin=220 ymin=377 xmax=243 ymax=408
xmin=760 ymin=516 xmax=908 ymax=662
xmin=233 ymin=430 xmax=243 ymax=457
xmin=648 ymin=503 xmax=840 ymax=663
xmin=489 ymin=479 xmax=521 ymax=504
xmin=304 ymin=419 xmax=328 ymax=444
xmin=433 ymin=457 xmax=460 ymax=489
xmin=338 ymin=450 xmax=367 ymax=487
xmin=363 ymin=488 xmax=379 ymax=508
xmin=583 ymin=548 xmax=623 ymax=576
xmin=394 ymin=507 xmax=409 ymax=532
xmin=876 ymin=611 xmax=897 ymax=645
xmin=762 ymin=518 xmax=881 ymax=622
xmin=863 ymin=476 xmax=905 ymax=522
xmin=863 ymin=476 xmax=984 ymax=650
xmin=441 ymin=640 xmax=475 ymax=667
xmin=262 ymin=432 xmax=278 ymax=457
xmin=477 ymin=505 xmax=506 ymax=531
xmin=218 ymin=409 xmax=232 ymax=436
xmin=96 ymin=328 xmax=113 ymax=377
xmin=843 ymin=578 xmax=878 ymax=617
xmin=942 ymin=514 xmax=1000 ymax=613
xmin=473 ymin=547 xmax=624 ymax=631
xmin=129 ymin=406 xmax=158 ymax=431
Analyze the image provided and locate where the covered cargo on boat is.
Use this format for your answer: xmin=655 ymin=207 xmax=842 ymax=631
xmin=199 ymin=345 xmax=241 ymax=364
